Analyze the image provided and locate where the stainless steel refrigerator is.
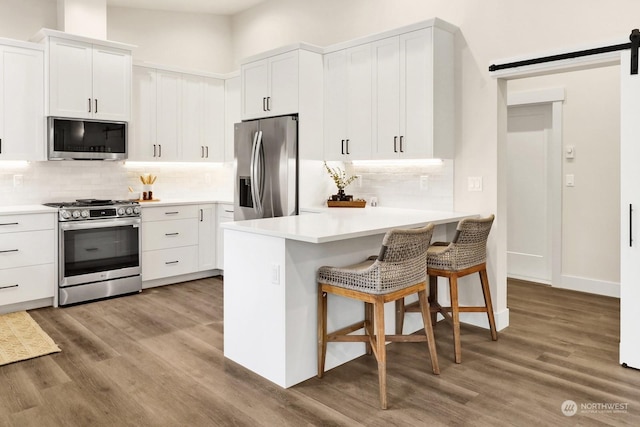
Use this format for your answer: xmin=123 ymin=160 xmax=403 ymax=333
xmin=234 ymin=115 xmax=298 ymax=221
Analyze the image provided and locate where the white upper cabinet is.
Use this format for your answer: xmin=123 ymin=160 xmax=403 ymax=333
xmin=225 ymin=76 xmax=240 ymax=163
xmin=130 ymin=65 xmax=225 ymax=162
xmin=0 ymin=42 xmax=44 ymax=161
xmin=47 ymin=35 xmax=132 ymax=121
xmin=241 ymin=50 xmax=299 ymax=120
xmin=323 ymin=45 xmax=373 ymax=161
xmin=323 ymin=19 xmax=456 ymax=161
xmin=372 ymin=27 xmax=454 ymax=159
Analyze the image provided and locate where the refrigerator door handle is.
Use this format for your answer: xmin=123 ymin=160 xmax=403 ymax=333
xmin=250 ymin=130 xmax=264 ymax=217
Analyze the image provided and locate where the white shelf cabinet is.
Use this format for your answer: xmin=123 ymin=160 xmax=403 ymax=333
xmin=241 ymin=50 xmax=299 ymax=120
xmin=130 ymin=65 xmax=225 ymax=162
xmin=372 ymin=28 xmax=454 ymax=159
xmin=216 ymin=203 xmax=234 ymax=270
xmin=198 ymin=204 xmax=216 ymax=271
xmin=0 ymin=42 xmax=44 ymax=161
xmin=323 ymin=45 xmax=373 ymax=161
xmin=225 ymin=76 xmax=240 ymax=162
xmin=47 ymin=36 xmax=131 ymax=121
xmin=0 ymin=212 xmax=56 ymax=313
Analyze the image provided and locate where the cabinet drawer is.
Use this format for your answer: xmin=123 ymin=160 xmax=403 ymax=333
xmin=218 ymin=204 xmax=234 ymax=220
xmin=0 ymin=264 xmax=55 ymax=306
xmin=142 ymin=246 xmax=198 ymax=281
xmin=142 ymin=205 xmax=198 ymax=222
xmin=142 ymin=219 xmax=198 ymax=251
xmin=0 ymin=213 xmax=56 ymax=234
xmin=0 ymin=230 xmax=55 ymax=269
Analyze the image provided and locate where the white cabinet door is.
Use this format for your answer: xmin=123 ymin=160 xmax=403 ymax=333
xmin=216 ymin=204 xmax=234 ymax=270
xmin=156 ymin=70 xmax=181 ymax=161
xmin=130 ymin=66 xmax=157 ymax=161
xmin=225 ymin=76 xmax=240 ymax=162
xmin=372 ymin=36 xmax=401 ymax=159
xmin=48 ymin=38 xmax=93 ymax=119
xmin=181 ymin=74 xmax=205 ymax=162
xmin=203 ymin=77 xmax=225 ymax=162
xmin=241 ymin=59 xmax=269 ymax=119
xmin=198 ymin=204 xmax=216 ymax=271
xmin=344 ymin=44 xmax=373 ymax=160
xmin=323 ymin=50 xmax=348 ymax=161
xmin=400 ymin=29 xmax=434 ymax=159
xmin=323 ymin=45 xmax=372 ymax=161
xmin=0 ymin=45 xmax=44 ymax=161
xmin=92 ymin=46 xmax=131 ymax=121
xmin=268 ymin=50 xmax=298 ymax=117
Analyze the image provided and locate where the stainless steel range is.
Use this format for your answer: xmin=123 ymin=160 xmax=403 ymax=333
xmin=44 ymin=199 xmax=142 ymax=306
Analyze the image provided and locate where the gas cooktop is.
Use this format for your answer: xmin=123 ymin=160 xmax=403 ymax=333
xmin=44 ymin=199 xmax=138 ymax=208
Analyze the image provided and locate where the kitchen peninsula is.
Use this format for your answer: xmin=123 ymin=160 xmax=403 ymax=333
xmin=222 ymin=207 xmax=475 ymax=388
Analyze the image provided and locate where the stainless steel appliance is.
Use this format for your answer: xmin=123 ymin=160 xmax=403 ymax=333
xmin=43 ymin=199 xmax=141 ymax=306
xmin=48 ymin=117 xmax=128 ymax=161
xmin=234 ymin=115 xmax=298 ymax=221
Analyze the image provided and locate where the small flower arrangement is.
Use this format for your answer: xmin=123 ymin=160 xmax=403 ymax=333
xmin=324 ymin=161 xmax=357 ymax=191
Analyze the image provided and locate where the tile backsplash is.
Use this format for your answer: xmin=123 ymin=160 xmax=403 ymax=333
xmin=0 ymin=161 xmax=234 ymax=206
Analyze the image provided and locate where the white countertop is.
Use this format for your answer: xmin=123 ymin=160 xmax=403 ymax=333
xmin=0 ymin=205 xmax=58 ymax=215
xmin=137 ymin=198 xmax=232 ymax=207
xmin=222 ymin=207 xmax=475 ymax=243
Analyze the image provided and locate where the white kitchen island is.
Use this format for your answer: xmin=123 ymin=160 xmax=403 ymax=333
xmin=222 ymin=207 xmax=475 ymax=388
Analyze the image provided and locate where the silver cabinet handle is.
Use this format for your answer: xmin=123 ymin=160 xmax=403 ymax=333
xmin=165 ymin=260 xmax=179 ymax=265
xmin=0 ymin=284 xmax=19 ymax=290
xmin=262 ymin=97 xmax=267 ymax=111
xmin=399 ymin=135 xmax=404 ymax=153
xmin=165 ymin=232 xmax=179 ymax=236
xmin=394 ymin=136 xmax=398 ymax=153
xmin=341 ymin=139 xmax=345 ymax=155
xmin=88 ymin=98 xmax=92 ymax=113
xmin=0 ymin=138 xmax=2 ymax=153
xmin=201 ymin=146 xmax=205 ymax=158
xmin=0 ymin=249 xmax=19 ymax=253
xmin=346 ymin=139 xmax=350 ymax=155
xmin=205 ymin=146 xmax=209 ymax=158
xmin=630 ymin=204 xmax=633 ymax=247
xmin=267 ymin=97 xmax=271 ymax=111
xmin=200 ymin=209 xmax=204 ymax=222
xmin=158 ymin=144 xmax=162 ymax=157
xmin=164 ymin=211 xmax=179 ymax=215
xmin=0 ymin=222 xmax=19 ymax=226
xmin=153 ymin=144 xmax=157 ymax=157
xmin=95 ymin=99 xmax=98 ymax=113
xmin=224 ymin=209 xmax=234 ymax=213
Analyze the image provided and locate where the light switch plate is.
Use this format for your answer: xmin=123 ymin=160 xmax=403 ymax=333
xmin=468 ymin=176 xmax=483 ymax=192
xmin=565 ymin=174 xmax=575 ymax=187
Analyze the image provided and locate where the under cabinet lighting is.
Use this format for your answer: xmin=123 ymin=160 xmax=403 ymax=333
xmin=124 ymin=161 xmax=225 ymax=168
xmin=350 ymin=159 xmax=444 ymax=167
xmin=0 ymin=160 xmax=30 ymax=168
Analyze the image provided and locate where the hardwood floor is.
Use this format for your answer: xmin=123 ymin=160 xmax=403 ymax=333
xmin=1 ymin=278 xmax=638 ymax=426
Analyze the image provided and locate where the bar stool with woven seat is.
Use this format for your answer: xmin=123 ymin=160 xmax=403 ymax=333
xmin=317 ymin=224 xmax=439 ymax=410
xmin=396 ymin=215 xmax=497 ymax=364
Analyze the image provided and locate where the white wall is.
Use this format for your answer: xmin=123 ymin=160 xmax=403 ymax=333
xmin=0 ymin=0 xmax=56 ymax=40
xmin=107 ymin=7 xmax=233 ymax=73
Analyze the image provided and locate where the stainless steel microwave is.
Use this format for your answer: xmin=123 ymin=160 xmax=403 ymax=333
xmin=48 ymin=117 xmax=128 ymax=161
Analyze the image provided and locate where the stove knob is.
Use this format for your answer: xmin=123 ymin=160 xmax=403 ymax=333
xmin=61 ymin=210 xmax=70 ymax=219
xmin=118 ymin=208 xmax=125 ymax=216
xmin=81 ymin=210 xmax=89 ymax=218
xmin=133 ymin=207 xmax=141 ymax=214
xmin=72 ymin=210 xmax=81 ymax=219
xmin=125 ymin=207 xmax=133 ymax=215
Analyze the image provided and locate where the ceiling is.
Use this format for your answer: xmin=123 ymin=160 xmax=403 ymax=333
xmin=106 ymin=0 xmax=266 ymax=15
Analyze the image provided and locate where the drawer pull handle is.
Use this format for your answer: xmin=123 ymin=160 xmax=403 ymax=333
xmin=165 ymin=211 xmax=179 ymax=215
xmin=165 ymin=232 xmax=179 ymax=236
xmin=224 ymin=210 xmax=234 ymax=213
xmin=165 ymin=260 xmax=179 ymax=265
xmin=0 ymin=249 xmax=19 ymax=254
xmin=0 ymin=222 xmax=19 ymax=226
xmin=0 ymin=284 xmax=19 ymax=290
xmin=85 ymin=248 xmax=99 ymax=252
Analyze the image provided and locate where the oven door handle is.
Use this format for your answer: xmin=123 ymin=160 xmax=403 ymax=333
xmin=59 ymin=218 xmax=141 ymax=231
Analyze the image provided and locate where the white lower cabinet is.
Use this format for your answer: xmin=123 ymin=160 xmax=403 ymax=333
xmin=141 ymin=203 xmax=221 ymax=284
xmin=0 ymin=212 xmax=56 ymax=312
xmin=216 ymin=204 xmax=234 ymax=270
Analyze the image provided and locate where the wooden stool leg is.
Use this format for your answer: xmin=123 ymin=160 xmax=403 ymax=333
xmin=317 ymin=288 xmax=327 ymax=378
xmin=449 ymin=276 xmax=462 ymax=364
xmin=395 ymin=298 xmax=405 ymax=334
xmin=418 ymin=289 xmax=440 ymax=375
xmin=428 ymin=275 xmax=438 ymax=327
xmin=479 ymin=269 xmax=498 ymax=341
xmin=374 ymin=298 xmax=387 ymax=409
xmin=365 ymin=301 xmax=373 ymax=355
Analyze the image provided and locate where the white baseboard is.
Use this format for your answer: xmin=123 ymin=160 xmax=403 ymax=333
xmin=558 ymin=274 xmax=619 ymax=298
xmin=459 ymin=308 xmax=510 ymax=331
xmin=142 ymin=270 xmax=222 ymax=289
xmin=0 ymin=297 xmax=54 ymax=315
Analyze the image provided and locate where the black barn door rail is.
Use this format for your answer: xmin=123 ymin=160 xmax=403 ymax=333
xmin=489 ymin=29 xmax=640 ymax=75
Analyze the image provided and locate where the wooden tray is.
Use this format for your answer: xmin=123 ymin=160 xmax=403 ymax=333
xmin=327 ymin=200 xmax=366 ymax=208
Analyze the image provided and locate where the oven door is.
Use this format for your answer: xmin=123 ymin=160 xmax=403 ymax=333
xmin=59 ymin=217 xmax=141 ymax=287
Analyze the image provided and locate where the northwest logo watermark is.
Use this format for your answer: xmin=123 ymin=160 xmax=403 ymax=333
xmin=561 ymin=400 xmax=629 ymax=417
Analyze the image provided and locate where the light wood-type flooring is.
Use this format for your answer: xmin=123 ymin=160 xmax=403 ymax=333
xmin=1 ymin=277 xmax=639 ymax=426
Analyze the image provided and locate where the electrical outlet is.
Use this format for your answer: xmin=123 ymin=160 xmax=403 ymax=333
xmin=420 ymin=175 xmax=429 ymax=190
xmin=271 ymin=264 xmax=280 ymax=285
xmin=13 ymin=175 xmax=23 ymax=188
